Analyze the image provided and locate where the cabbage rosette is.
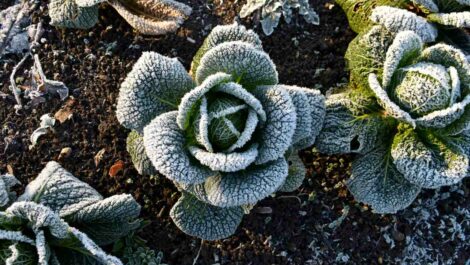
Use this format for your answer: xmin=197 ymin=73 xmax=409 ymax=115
xmin=116 ymin=24 xmax=326 ymax=240
xmin=316 ymin=26 xmax=470 ymax=214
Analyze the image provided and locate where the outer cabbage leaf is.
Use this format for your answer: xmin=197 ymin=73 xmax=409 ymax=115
xmin=252 ymin=85 xmax=297 ymax=164
xmin=315 ymin=92 xmax=392 ymax=155
xmin=348 ymin=145 xmax=421 ymax=214
xmin=108 ymin=0 xmax=192 ymax=36
xmin=126 ymin=130 xmax=157 ymax=176
xmin=391 ymin=127 xmax=469 ymax=188
xmin=170 ymin=193 xmax=244 ymax=241
xmin=0 ymin=174 xmax=20 ymax=208
xmin=195 ymin=42 xmax=278 ymax=89
xmin=335 ymin=0 xmax=408 ymax=33
xmin=371 ymin=6 xmax=438 ymax=43
xmin=66 ymin=194 xmax=141 ymax=245
xmin=17 ymin=161 xmax=102 ymax=218
xmin=48 ymin=0 xmax=98 ymax=29
xmin=428 ymin=11 xmax=470 ymax=27
xmin=116 ymin=52 xmax=195 ymax=132
xmin=277 ymin=152 xmax=306 ymax=192
xmin=345 ymin=26 xmax=395 ymax=89
xmin=199 ymin=157 xmax=288 ymax=207
xmin=191 ymin=23 xmax=262 ymax=76
xmin=282 ymin=86 xmax=326 ymax=150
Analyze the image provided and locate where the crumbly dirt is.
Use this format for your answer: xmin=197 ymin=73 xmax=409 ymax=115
xmin=0 ymin=0 xmax=468 ymax=264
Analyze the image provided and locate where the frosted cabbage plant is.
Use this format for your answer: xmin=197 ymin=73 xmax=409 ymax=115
xmin=116 ymin=24 xmax=325 ymax=240
xmin=0 ymin=161 xmax=142 ymax=264
xmin=240 ymin=0 xmax=320 ymax=35
xmin=315 ymin=25 xmax=470 ymax=213
xmin=337 ymin=0 xmax=470 ymax=53
xmin=48 ymin=0 xmax=192 ymax=35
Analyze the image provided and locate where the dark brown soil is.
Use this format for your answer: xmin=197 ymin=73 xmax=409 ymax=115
xmin=0 ymin=0 xmax=468 ymax=264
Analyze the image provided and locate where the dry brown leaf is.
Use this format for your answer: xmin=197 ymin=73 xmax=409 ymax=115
xmin=109 ymin=160 xmax=125 ymax=177
xmin=54 ymin=98 xmax=76 ymax=123
xmin=94 ymin=148 xmax=106 ymax=167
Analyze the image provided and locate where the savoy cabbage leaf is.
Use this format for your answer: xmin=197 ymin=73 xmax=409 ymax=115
xmin=117 ymin=23 xmax=326 ymax=240
xmin=0 ymin=161 xmax=142 ymax=265
xmin=239 ymin=0 xmax=320 ymax=35
xmin=316 ymin=26 xmax=470 ymax=213
xmin=48 ymin=0 xmax=192 ymax=35
xmin=337 ymin=0 xmax=470 ymax=54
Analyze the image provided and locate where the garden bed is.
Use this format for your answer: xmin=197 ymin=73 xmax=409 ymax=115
xmin=0 ymin=0 xmax=469 ymax=264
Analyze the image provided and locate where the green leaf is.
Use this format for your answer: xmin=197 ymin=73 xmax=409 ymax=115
xmin=1 ymin=242 xmax=37 ymax=265
xmin=170 ymin=193 xmax=244 ymax=240
xmin=188 ymin=144 xmax=259 ymax=172
xmin=335 ymin=0 xmax=408 ymax=33
xmin=126 ymin=131 xmax=157 ymax=176
xmin=371 ymin=6 xmax=438 ymax=43
xmin=382 ymin=30 xmax=423 ymax=89
xmin=66 ymin=194 xmax=141 ymax=246
xmin=252 ymin=85 xmax=297 ymax=165
xmin=277 ymin=152 xmax=306 ymax=192
xmin=191 ymin=24 xmax=262 ymax=77
xmin=348 ymin=145 xmax=421 ymax=214
xmin=428 ymin=11 xmax=470 ymax=28
xmin=419 ymin=43 xmax=470 ymax=94
xmin=143 ymin=111 xmax=214 ymax=185
xmin=17 ymin=162 xmax=102 ymax=218
xmin=345 ymin=26 xmax=395 ymax=89
xmin=282 ymin=86 xmax=326 ymax=150
xmin=200 ymin=157 xmax=288 ymax=207
xmin=116 ymin=52 xmax=195 ymax=132
xmin=48 ymin=0 xmax=99 ymax=29
xmin=315 ymin=92 xmax=394 ymax=154
xmin=195 ymin=42 xmax=278 ymax=89
xmin=391 ymin=126 xmax=469 ymax=188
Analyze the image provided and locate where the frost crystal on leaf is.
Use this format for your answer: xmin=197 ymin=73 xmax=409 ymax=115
xmin=0 ymin=161 xmax=142 ymax=264
xmin=316 ymin=24 xmax=470 ymax=213
xmin=118 ymin=24 xmax=325 ymax=240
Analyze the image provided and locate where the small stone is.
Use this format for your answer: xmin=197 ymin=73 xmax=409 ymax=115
xmin=58 ymin=147 xmax=72 ymax=159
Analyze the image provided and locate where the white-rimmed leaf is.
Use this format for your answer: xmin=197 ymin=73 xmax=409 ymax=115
xmin=126 ymin=130 xmax=157 ymax=176
xmin=419 ymin=43 xmax=470 ymax=93
xmin=277 ymin=152 xmax=306 ymax=192
xmin=108 ymin=0 xmax=192 ymax=36
xmin=369 ymin=74 xmax=416 ymax=127
xmin=391 ymin=127 xmax=469 ymax=188
xmin=315 ymin=92 xmax=391 ymax=154
xmin=252 ymin=85 xmax=297 ymax=164
xmin=428 ymin=11 xmax=470 ymax=28
xmin=143 ymin=111 xmax=214 ymax=185
xmin=17 ymin=162 xmax=102 ymax=218
xmin=188 ymin=144 xmax=259 ymax=172
xmin=66 ymin=194 xmax=141 ymax=245
xmin=207 ymin=158 xmax=288 ymax=207
xmin=191 ymin=24 xmax=263 ymax=75
xmin=170 ymin=193 xmax=244 ymax=240
xmin=48 ymin=0 xmax=98 ymax=29
xmin=195 ymin=42 xmax=278 ymax=88
xmin=371 ymin=6 xmax=438 ymax=43
xmin=116 ymin=52 xmax=194 ymax=132
xmin=382 ymin=31 xmax=423 ymax=89
xmin=348 ymin=145 xmax=421 ymax=214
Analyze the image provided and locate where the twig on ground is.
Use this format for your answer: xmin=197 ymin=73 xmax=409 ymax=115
xmin=9 ymin=52 xmax=30 ymax=113
xmin=192 ymin=239 xmax=204 ymax=265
